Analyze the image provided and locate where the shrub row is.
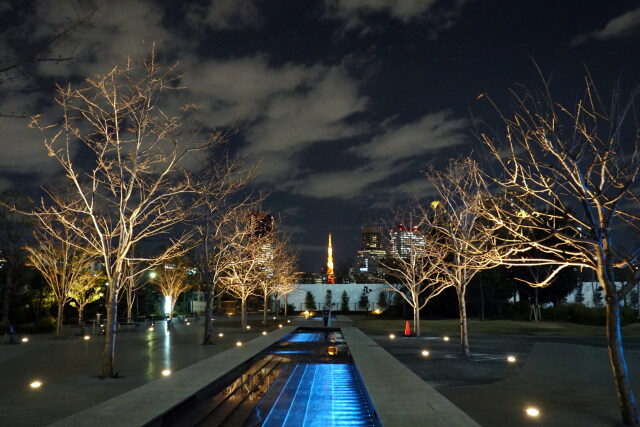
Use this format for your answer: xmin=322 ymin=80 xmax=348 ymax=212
xmin=542 ymin=303 xmax=638 ymax=326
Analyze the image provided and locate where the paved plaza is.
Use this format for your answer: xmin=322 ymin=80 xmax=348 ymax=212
xmin=1 ymin=315 xmax=639 ymax=426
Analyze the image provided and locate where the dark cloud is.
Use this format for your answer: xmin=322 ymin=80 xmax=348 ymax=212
xmin=571 ymin=6 xmax=640 ymax=46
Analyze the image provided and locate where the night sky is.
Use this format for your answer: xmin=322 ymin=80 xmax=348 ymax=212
xmin=2 ymin=0 xmax=640 ymax=272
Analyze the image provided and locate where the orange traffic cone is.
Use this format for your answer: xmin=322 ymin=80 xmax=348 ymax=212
xmin=404 ymin=320 xmax=411 ymax=336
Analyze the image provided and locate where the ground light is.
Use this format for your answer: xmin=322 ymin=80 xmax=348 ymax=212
xmin=30 ymin=380 xmax=42 ymax=389
xmin=246 ymin=325 xmax=251 ymax=330
xmin=421 ymin=350 xmax=430 ymax=357
xmin=21 ymin=337 xmax=29 ymax=343
xmin=389 ymin=334 xmax=396 ymax=340
xmin=262 ymin=331 xmax=267 ymax=335
xmin=161 ymin=369 xmax=171 ymax=376
xmin=525 ymin=407 xmax=540 ymax=417
xmin=287 ymin=320 xmax=290 ymax=323
xmin=148 ymin=327 xmax=154 ymax=332
xmin=84 ymin=335 xmax=91 ymax=340
xmin=186 ymin=322 xmax=190 ymax=326
xmin=236 ymin=341 xmax=242 ymax=347
xmin=278 ymin=324 xmax=283 ymax=328
xmin=443 ymin=336 xmax=450 ymax=342
xmin=218 ymin=333 xmax=224 ymax=337
xmin=507 ymin=355 xmax=517 ymax=363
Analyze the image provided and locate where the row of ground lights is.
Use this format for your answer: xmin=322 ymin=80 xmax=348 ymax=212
xmin=387 ymin=333 xmax=539 ymax=419
xmin=28 ymin=321 xmax=291 ymax=390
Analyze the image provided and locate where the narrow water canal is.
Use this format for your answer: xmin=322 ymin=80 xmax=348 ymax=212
xmin=161 ymin=328 xmax=380 ymax=427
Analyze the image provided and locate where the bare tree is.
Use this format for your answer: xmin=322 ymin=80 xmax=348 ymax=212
xmin=479 ymin=77 xmax=640 ymax=425
xmin=189 ymin=155 xmax=255 ymax=344
xmin=120 ymin=249 xmax=151 ymax=324
xmin=272 ymin=245 xmax=300 ymax=318
xmin=68 ymin=267 xmax=105 ymax=326
xmin=29 ymin=52 xmax=217 ymax=378
xmin=379 ymin=214 xmax=450 ymax=337
xmin=218 ymin=210 xmax=267 ymax=333
xmin=426 ymin=158 xmax=499 ymax=355
xmin=25 ymin=224 xmax=95 ymax=338
xmin=151 ymin=258 xmax=194 ymax=320
xmin=257 ymin=231 xmax=298 ymax=325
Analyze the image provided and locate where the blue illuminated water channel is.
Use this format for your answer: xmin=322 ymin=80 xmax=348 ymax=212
xmin=162 ymin=328 xmax=380 ymax=426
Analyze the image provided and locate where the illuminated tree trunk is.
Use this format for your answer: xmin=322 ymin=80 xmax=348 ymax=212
xmin=101 ymin=277 xmax=119 ymax=378
xmin=203 ymin=286 xmax=213 ymax=345
xmin=414 ymin=300 xmax=421 ymax=337
xmin=55 ymin=302 xmax=64 ymax=339
xmin=284 ymin=294 xmax=289 ymax=317
xmin=125 ymin=279 xmax=135 ymax=323
xmin=599 ymin=255 xmax=640 ymax=426
xmin=263 ymin=293 xmax=268 ymax=326
xmin=457 ymin=285 xmax=469 ymax=356
xmin=241 ymin=298 xmax=247 ymax=333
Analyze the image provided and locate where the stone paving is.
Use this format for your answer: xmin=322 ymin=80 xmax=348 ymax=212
xmin=2 ymin=315 xmax=640 ymax=426
xmin=369 ymin=330 xmax=640 ymax=426
xmin=0 ymin=315 xmax=280 ymax=426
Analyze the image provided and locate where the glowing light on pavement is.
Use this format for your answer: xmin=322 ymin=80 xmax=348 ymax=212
xmin=526 ymin=407 xmax=540 ymax=417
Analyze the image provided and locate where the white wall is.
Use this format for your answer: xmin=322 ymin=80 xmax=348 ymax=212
xmin=280 ymin=283 xmax=394 ymax=312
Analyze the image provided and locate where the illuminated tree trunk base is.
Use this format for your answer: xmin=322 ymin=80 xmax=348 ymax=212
xmin=203 ymin=287 xmax=213 ymax=345
xmin=263 ymin=294 xmax=268 ymax=326
xmin=241 ymin=300 xmax=247 ymax=333
xmin=414 ymin=303 xmax=421 ymax=337
xmin=101 ymin=290 xmax=118 ymax=378
xmin=55 ymin=303 xmax=64 ymax=339
xmin=605 ymin=296 xmax=639 ymax=425
xmin=457 ymin=287 xmax=469 ymax=356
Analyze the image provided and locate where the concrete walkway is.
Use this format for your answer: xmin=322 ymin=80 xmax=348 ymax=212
xmin=368 ymin=330 xmax=640 ymax=426
xmin=0 ymin=316 xmax=283 ymax=426
xmin=3 ymin=314 xmax=637 ymax=426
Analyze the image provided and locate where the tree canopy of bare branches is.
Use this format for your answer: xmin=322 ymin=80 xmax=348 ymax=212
xmin=256 ymin=230 xmax=298 ymax=325
xmin=218 ymin=209 xmax=272 ymax=333
xmin=151 ymin=258 xmax=194 ymax=320
xmin=29 ymin=51 xmax=221 ymax=378
xmin=189 ymin=154 xmax=255 ymax=344
xmin=426 ymin=158 xmax=499 ymax=355
xmin=379 ymin=214 xmax=449 ymax=337
xmin=479 ymin=77 xmax=640 ymax=425
xmin=68 ymin=267 xmax=105 ymax=326
xmin=25 ymin=223 xmax=95 ymax=338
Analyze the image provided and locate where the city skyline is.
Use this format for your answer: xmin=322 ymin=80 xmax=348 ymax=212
xmin=1 ymin=1 xmax=640 ymax=271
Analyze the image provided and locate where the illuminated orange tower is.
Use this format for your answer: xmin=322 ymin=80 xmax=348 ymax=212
xmin=327 ymin=233 xmax=335 ymax=284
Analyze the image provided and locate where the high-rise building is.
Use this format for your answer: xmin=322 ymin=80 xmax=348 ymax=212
xmin=389 ymin=224 xmax=425 ymax=259
xmin=249 ymin=212 xmax=274 ymax=238
xmin=248 ymin=212 xmax=275 ymax=268
xmin=355 ymin=226 xmax=386 ymax=277
xmin=360 ymin=226 xmax=386 ymax=257
xmin=327 ymin=233 xmax=335 ymax=284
